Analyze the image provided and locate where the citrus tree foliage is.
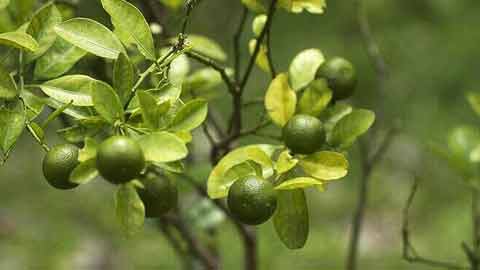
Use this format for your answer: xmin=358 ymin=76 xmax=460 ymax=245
xmin=0 ymin=0 xmax=374 ymax=252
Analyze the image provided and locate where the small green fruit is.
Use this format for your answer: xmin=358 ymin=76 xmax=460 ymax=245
xmin=227 ymin=176 xmax=277 ymax=225
xmin=137 ymin=173 xmax=178 ymax=218
xmin=96 ymin=136 xmax=145 ymax=184
xmin=316 ymin=57 xmax=357 ymax=100
xmin=42 ymin=144 xmax=79 ymax=190
xmin=282 ymin=114 xmax=325 ymax=155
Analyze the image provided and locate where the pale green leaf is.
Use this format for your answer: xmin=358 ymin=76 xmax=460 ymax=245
xmin=170 ymin=99 xmax=208 ymax=132
xmin=168 ymin=53 xmax=190 ymax=87
xmin=207 ymin=145 xmax=275 ymax=199
xmin=249 ymin=39 xmax=271 ymax=73
xmin=329 ymin=109 xmax=375 ymax=148
xmin=101 ymin=0 xmax=156 ymax=60
xmin=188 ymin=35 xmax=227 ymax=62
xmin=39 ymin=75 xmax=94 ymax=106
xmin=0 ymin=64 xmax=17 ymax=100
xmin=276 ymin=150 xmax=298 ymax=174
xmin=34 ymin=37 xmax=86 ymax=79
xmin=275 ymin=177 xmax=324 ymax=191
xmin=182 ymin=68 xmax=227 ymax=95
xmin=70 ymin=159 xmax=98 ymax=185
xmin=55 ymin=18 xmax=125 ymax=59
xmin=279 ymin=0 xmax=327 ymax=14
xmin=252 ymin=15 xmax=267 ymax=37
xmin=299 ymin=151 xmax=349 ymax=180
xmin=322 ymin=103 xmax=353 ymax=133
xmin=78 ymin=137 xmax=97 ymax=162
xmin=224 ymin=160 xmax=263 ymax=183
xmin=138 ymin=132 xmax=188 ymax=163
xmin=265 ymin=73 xmax=297 ymax=127
xmin=273 ymin=189 xmax=309 ymax=249
xmin=92 ymin=80 xmax=124 ymax=124
xmin=467 ymin=92 xmax=480 ymax=117
xmin=289 ymin=48 xmax=324 ymax=91
xmin=0 ymin=0 xmax=10 ymax=9
xmin=298 ymin=79 xmax=332 ymax=117
xmin=25 ymin=3 xmax=62 ymax=62
xmin=0 ymin=31 xmax=39 ymax=52
xmin=0 ymin=100 xmax=25 ymax=153
xmin=115 ymin=183 xmax=145 ymax=236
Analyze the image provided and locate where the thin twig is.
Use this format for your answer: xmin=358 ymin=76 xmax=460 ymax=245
xmin=401 ymin=177 xmax=469 ymax=270
xmin=239 ymin=0 xmax=278 ymax=92
xmin=233 ymin=6 xmax=248 ymax=82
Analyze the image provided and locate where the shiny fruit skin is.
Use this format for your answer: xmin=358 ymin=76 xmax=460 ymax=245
xmin=137 ymin=173 xmax=178 ymax=218
xmin=282 ymin=114 xmax=325 ymax=155
xmin=42 ymin=144 xmax=80 ymax=190
xmin=316 ymin=57 xmax=357 ymax=100
xmin=227 ymin=176 xmax=277 ymax=225
xmin=96 ymin=136 xmax=145 ymax=184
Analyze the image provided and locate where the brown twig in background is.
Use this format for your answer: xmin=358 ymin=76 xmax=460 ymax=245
xmin=401 ymin=177 xmax=469 ymax=270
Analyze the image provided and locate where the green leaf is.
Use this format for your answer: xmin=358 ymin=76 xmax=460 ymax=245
xmin=187 ymin=35 xmax=227 ymax=62
xmin=34 ymin=37 xmax=86 ymax=79
xmin=55 ymin=18 xmax=125 ymax=59
xmin=138 ymin=132 xmax=188 ymax=163
xmin=92 ymin=80 xmax=124 ymax=124
xmin=298 ymin=79 xmax=332 ymax=117
xmin=0 ymin=64 xmax=17 ymax=100
xmin=467 ymin=92 xmax=480 ymax=117
xmin=170 ymin=99 xmax=208 ymax=132
xmin=289 ymin=48 xmax=324 ymax=91
xmin=39 ymin=75 xmax=94 ymax=106
xmin=279 ymin=0 xmax=327 ymax=14
xmin=329 ymin=109 xmax=375 ymax=148
xmin=46 ymin=98 xmax=90 ymax=120
xmin=8 ymin=0 xmax=35 ymax=25
xmin=448 ymin=126 xmax=480 ymax=163
xmin=159 ymin=0 xmax=184 ymax=10
xmin=0 ymin=100 xmax=26 ymax=154
xmin=275 ymin=177 xmax=324 ymax=191
xmin=276 ymin=150 xmax=298 ymax=174
xmin=79 ymin=137 xmax=97 ymax=162
xmin=0 ymin=31 xmax=39 ymax=52
xmin=273 ymin=189 xmax=309 ymax=249
xmin=101 ymin=0 xmax=156 ymax=60
xmin=0 ymin=0 xmax=10 ymax=9
xmin=299 ymin=151 xmax=349 ymax=180
xmin=115 ymin=183 xmax=145 ymax=236
xmin=137 ymin=90 xmax=170 ymax=129
xmin=182 ymin=68 xmax=227 ymax=95
xmin=265 ymin=73 xmax=297 ymax=127
xmin=248 ymin=39 xmax=271 ymax=73
xmin=241 ymin=0 xmax=267 ymax=13
xmin=25 ymin=3 xmax=62 ymax=62
xmin=322 ymin=103 xmax=353 ymax=133
xmin=21 ymin=90 xmax=45 ymax=120
xmin=168 ymin=53 xmax=190 ymax=87
xmin=207 ymin=145 xmax=275 ymax=199
xmin=70 ymin=159 xmax=98 ymax=185
xmin=224 ymin=160 xmax=263 ymax=183
xmin=113 ymin=52 xmax=134 ymax=104
xmin=252 ymin=15 xmax=267 ymax=37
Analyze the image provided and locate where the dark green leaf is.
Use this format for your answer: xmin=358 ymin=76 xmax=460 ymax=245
xmin=70 ymin=159 xmax=98 ymax=185
xmin=92 ymin=80 xmax=124 ymax=124
xmin=0 ymin=99 xmax=26 ymax=153
xmin=113 ymin=52 xmax=134 ymax=104
xmin=273 ymin=189 xmax=309 ymax=249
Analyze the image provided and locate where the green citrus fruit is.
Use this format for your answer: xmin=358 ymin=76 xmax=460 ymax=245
xmin=282 ymin=114 xmax=325 ymax=155
xmin=227 ymin=175 xmax=277 ymax=225
xmin=316 ymin=57 xmax=357 ymax=100
xmin=42 ymin=144 xmax=79 ymax=190
xmin=96 ymin=136 xmax=145 ymax=184
xmin=137 ymin=173 xmax=178 ymax=218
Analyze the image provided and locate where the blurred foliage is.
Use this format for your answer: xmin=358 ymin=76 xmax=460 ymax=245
xmin=1 ymin=0 xmax=480 ymax=269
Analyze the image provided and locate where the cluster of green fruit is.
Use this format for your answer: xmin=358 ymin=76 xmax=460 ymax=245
xmin=42 ymin=136 xmax=177 ymax=218
xmin=226 ymin=57 xmax=357 ymax=226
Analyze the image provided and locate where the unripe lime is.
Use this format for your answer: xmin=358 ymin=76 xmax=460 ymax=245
xmin=42 ymin=144 xmax=79 ymax=190
xmin=227 ymin=176 xmax=277 ymax=225
xmin=316 ymin=57 xmax=357 ymax=100
xmin=137 ymin=173 xmax=178 ymax=218
xmin=282 ymin=114 xmax=325 ymax=155
xmin=96 ymin=136 xmax=145 ymax=184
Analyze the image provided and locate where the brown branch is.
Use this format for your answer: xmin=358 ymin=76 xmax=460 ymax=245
xmin=239 ymin=0 xmax=278 ymax=92
xmin=346 ymin=129 xmax=396 ymax=270
xmin=180 ymin=174 xmax=258 ymax=270
xmin=401 ymin=177 xmax=469 ymax=270
xmin=233 ymin=6 xmax=249 ymax=82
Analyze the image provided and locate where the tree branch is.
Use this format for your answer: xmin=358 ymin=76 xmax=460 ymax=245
xmin=233 ymin=6 xmax=249 ymax=82
xmin=401 ymin=177 xmax=469 ymax=270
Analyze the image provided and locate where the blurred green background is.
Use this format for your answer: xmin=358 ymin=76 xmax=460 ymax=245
xmin=1 ymin=0 xmax=480 ymax=269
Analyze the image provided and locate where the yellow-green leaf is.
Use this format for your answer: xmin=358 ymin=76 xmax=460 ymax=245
xmin=275 ymin=177 xmax=325 ymax=190
xmin=0 ymin=31 xmax=38 ymax=52
xmin=265 ymin=73 xmax=297 ymax=127
xmin=276 ymin=150 xmax=298 ymax=174
xmin=289 ymin=48 xmax=324 ymax=91
xmin=299 ymin=151 xmax=348 ymax=180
